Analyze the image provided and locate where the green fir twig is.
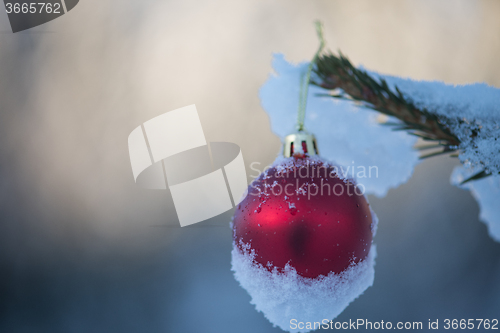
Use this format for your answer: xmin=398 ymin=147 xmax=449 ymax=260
xmin=312 ymin=52 xmax=461 ymax=160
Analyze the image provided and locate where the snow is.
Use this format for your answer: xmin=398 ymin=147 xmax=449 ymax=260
xmin=370 ymin=204 xmax=379 ymax=237
xmin=231 ymin=241 xmax=376 ymax=333
xmin=260 ymin=54 xmax=420 ymax=198
xmin=368 ymin=70 xmax=500 ymax=242
xmin=373 ymin=72 xmax=500 ymax=175
xmin=451 ymin=166 xmax=500 ymax=242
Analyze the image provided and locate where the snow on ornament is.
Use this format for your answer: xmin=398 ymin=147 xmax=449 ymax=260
xmin=231 ymin=132 xmax=377 ymax=333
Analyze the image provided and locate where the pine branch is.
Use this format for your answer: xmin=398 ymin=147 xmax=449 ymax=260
xmin=312 ymin=52 xmax=461 ymax=155
xmin=460 ymin=170 xmax=493 ymax=185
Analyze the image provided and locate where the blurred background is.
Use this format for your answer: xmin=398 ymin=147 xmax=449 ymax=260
xmin=1 ymin=0 xmax=500 ymax=332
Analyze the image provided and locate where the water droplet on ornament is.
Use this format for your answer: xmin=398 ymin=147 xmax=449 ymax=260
xmin=356 ymin=204 xmax=360 ymax=207
xmin=258 ymin=224 xmax=261 ymax=227
xmin=290 ymin=207 xmax=297 ymax=215
xmin=256 ymin=207 xmax=262 ymax=213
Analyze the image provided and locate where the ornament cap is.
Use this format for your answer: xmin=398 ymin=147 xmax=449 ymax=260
xmin=283 ymin=131 xmax=319 ymax=157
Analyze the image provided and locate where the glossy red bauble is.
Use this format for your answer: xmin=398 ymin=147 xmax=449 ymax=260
xmin=232 ymin=156 xmax=374 ymax=279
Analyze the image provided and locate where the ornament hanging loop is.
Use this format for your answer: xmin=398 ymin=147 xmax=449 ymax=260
xmin=285 ymin=21 xmax=324 ymax=158
xmin=296 ymin=21 xmax=325 ymax=132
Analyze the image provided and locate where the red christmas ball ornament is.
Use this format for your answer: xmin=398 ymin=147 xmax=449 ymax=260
xmin=231 ymin=132 xmax=377 ymax=332
xmin=232 ymin=132 xmax=374 ymax=279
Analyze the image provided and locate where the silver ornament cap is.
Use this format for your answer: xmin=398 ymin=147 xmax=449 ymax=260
xmin=283 ymin=131 xmax=319 ymax=157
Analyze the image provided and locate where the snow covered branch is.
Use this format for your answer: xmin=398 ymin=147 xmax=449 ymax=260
xmin=313 ymin=52 xmax=500 ymax=181
xmin=261 ymin=53 xmax=500 ymax=244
